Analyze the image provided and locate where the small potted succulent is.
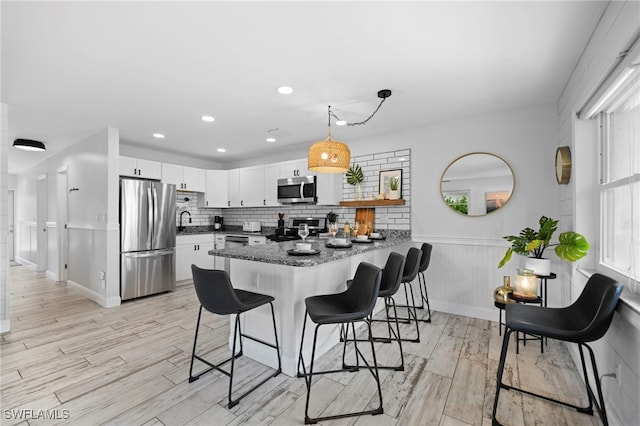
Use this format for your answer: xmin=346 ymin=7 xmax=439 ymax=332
xmin=346 ymin=163 xmax=364 ymax=200
xmin=498 ymin=215 xmax=590 ymax=275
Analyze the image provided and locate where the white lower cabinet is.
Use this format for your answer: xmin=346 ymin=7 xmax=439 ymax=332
xmin=176 ymin=234 xmax=215 ymax=283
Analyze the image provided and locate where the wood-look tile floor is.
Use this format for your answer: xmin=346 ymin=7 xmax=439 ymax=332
xmin=1 ymin=265 xmax=601 ymax=425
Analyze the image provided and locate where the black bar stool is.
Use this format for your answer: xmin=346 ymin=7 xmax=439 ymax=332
xmin=297 ymin=262 xmax=383 ymax=424
xmin=415 ymin=243 xmax=433 ymax=322
xmin=341 ymin=252 xmax=407 ymax=371
xmin=188 ymin=265 xmax=282 ymax=408
xmin=387 ymin=247 xmax=422 ymax=342
xmin=492 ymin=273 xmax=623 ymax=426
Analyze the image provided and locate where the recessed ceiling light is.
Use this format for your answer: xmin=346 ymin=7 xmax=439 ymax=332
xmin=217 ymin=148 xmax=226 ymax=153
xmin=335 ymin=120 xmax=347 ymax=126
xmin=277 ymin=86 xmax=293 ymax=95
xmin=153 ymin=133 xmax=165 ymax=139
xmin=266 ymin=137 xmax=276 ymax=143
xmin=201 ymin=115 xmax=215 ymax=122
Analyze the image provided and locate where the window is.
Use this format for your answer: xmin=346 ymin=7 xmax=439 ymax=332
xmin=598 ymin=68 xmax=640 ymax=288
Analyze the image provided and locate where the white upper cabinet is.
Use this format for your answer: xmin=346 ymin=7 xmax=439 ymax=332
xmin=119 ymin=156 xmax=161 ymax=180
xmin=227 ymin=169 xmax=241 ymax=207
xmin=204 ymin=170 xmax=228 ymax=208
xmin=264 ymin=163 xmax=280 ymax=206
xmin=240 ymin=165 xmax=265 ymax=207
xmin=278 ymin=159 xmax=312 ymax=178
xmin=162 ymin=163 xmax=206 ymax=192
xmin=316 ymin=173 xmax=343 ymax=205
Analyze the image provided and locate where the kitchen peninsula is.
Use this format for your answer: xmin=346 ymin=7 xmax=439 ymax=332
xmin=209 ymin=233 xmax=413 ymax=376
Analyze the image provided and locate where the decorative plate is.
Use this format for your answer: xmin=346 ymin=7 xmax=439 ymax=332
xmin=287 ymin=248 xmax=321 ymax=256
xmin=325 ymin=243 xmax=353 ymax=249
xmin=351 ymin=239 xmax=374 ymax=244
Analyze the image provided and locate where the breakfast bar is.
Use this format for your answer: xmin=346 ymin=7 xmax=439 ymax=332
xmin=209 ymin=234 xmax=413 ymax=376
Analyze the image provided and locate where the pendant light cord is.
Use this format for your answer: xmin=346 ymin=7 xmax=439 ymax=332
xmin=329 ymin=94 xmax=389 ymax=127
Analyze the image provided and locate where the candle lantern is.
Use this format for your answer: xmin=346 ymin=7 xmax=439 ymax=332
xmin=513 ymin=268 xmax=538 ymax=299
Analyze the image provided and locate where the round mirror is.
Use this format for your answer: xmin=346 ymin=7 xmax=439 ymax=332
xmin=440 ymin=152 xmax=515 ymax=216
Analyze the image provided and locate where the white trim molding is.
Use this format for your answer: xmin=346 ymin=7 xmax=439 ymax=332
xmin=0 ymin=319 xmax=10 ymax=333
xmin=67 ymin=280 xmax=120 ymax=308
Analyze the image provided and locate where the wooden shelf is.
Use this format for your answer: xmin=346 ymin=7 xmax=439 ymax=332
xmin=339 ymin=199 xmax=406 ymax=207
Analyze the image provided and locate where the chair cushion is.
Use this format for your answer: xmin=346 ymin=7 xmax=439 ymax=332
xmin=506 ymin=303 xmax=582 ymax=341
xmin=234 ymin=289 xmax=274 ymax=313
xmin=305 ymin=293 xmax=367 ymax=325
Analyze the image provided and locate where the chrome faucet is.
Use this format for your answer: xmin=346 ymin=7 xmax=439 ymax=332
xmin=179 ymin=211 xmax=192 ymax=231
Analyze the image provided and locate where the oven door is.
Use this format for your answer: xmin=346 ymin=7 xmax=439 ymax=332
xmin=277 ymin=176 xmax=316 ymax=204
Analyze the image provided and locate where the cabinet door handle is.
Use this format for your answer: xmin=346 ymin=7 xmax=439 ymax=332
xmin=263 ymin=199 xmax=266 ymax=205
xmin=228 ymin=200 xmax=230 ymax=207
xmin=206 ymin=201 xmax=208 ymax=207
xmin=241 ymin=200 xmax=244 ymax=206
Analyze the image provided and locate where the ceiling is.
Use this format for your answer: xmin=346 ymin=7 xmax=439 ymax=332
xmin=2 ymin=1 xmax=608 ymax=174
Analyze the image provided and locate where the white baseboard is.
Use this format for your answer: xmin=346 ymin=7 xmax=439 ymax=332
xmin=67 ymin=280 xmax=120 ymax=308
xmin=46 ymin=270 xmax=58 ymax=281
xmin=14 ymin=256 xmax=36 ymax=270
xmin=430 ymin=300 xmax=497 ymax=323
xmin=0 ymin=319 xmax=10 ymax=333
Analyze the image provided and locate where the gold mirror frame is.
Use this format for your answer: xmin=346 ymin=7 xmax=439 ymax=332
xmin=440 ymin=152 xmax=515 ymax=217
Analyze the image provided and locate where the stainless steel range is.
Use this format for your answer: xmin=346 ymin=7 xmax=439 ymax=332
xmin=267 ymin=217 xmax=326 ymax=242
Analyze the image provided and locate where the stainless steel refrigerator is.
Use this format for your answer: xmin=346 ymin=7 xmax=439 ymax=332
xmin=120 ymin=178 xmax=176 ymax=300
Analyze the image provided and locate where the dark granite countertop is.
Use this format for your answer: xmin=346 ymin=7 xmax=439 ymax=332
xmin=177 ymin=225 xmax=273 ymax=237
xmin=208 ymin=235 xmax=411 ymax=267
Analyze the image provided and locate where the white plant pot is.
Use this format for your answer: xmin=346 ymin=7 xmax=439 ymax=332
xmin=388 ymin=189 xmax=400 ymax=200
xmin=523 ymin=257 xmax=551 ymax=276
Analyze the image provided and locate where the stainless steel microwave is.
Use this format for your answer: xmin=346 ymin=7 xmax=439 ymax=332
xmin=277 ymin=176 xmax=317 ymax=204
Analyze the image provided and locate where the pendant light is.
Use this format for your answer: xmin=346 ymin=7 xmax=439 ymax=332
xmin=308 ymin=89 xmax=392 ymax=174
xmin=13 ymin=138 xmax=46 ymax=152
xmin=308 ymin=106 xmax=351 ymax=173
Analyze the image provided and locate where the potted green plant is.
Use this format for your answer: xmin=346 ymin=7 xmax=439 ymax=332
xmin=346 ymin=163 xmax=364 ymax=200
xmin=498 ymin=215 xmax=590 ymax=275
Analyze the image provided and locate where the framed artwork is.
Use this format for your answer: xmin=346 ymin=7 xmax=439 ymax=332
xmin=379 ymin=169 xmax=402 ymax=199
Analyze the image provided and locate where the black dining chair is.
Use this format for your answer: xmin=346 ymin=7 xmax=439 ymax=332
xmin=297 ymin=262 xmax=383 ymax=424
xmin=415 ymin=242 xmax=433 ymax=322
xmin=188 ymin=265 xmax=282 ymax=408
xmin=342 ymin=252 xmax=407 ymax=371
xmin=492 ymin=273 xmax=623 ymax=426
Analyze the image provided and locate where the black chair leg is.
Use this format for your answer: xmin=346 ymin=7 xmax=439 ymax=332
xmin=388 ymin=297 xmax=405 ymax=371
xmin=188 ymin=305 xmax=204 ymax=383
xmin=301 ymin=319 xmax=384 ymax=424
xmin=493 ymin=329 xmax=608 ymax=425
xmin=492 ymin=328 xmax=512 ymax=425
xmin=190 ymin=305 xmax=280 ymax=409
xmin=418 ymin=271 xmax=432 ymax=322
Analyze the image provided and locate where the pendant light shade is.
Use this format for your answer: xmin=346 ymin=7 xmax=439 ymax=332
xmin=308 ymin=106 xmax=350 ymax=173
xmin=13 ymin=138 xmax=46 ymax=152
xmin=308 ymin=134 xmax=350 ymax=173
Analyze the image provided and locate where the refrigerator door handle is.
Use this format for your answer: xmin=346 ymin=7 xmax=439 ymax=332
xmin=147 ymin=186 xmax=154 ymax=248
xmin=151 ymin=185 xmax=158 ymax=247
xmin=126 ymin=249 xmax=174 ymax=258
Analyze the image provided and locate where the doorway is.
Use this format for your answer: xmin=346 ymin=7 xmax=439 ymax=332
xmin=8 ymin=190 xmax=14 ymax=262
xmin=57 ymin=167 xmax=68 ymax=282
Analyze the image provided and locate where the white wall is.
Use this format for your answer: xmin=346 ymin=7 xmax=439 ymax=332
xmin=558 ymin=1 xmax=640 ymax=424
xmin=0 ymin=103 xmax=9 ymax=333
xmin=345 ymin=103 xmax=560 ymax=320
xmin=13 ymin=127 xmax=120 ymax=307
